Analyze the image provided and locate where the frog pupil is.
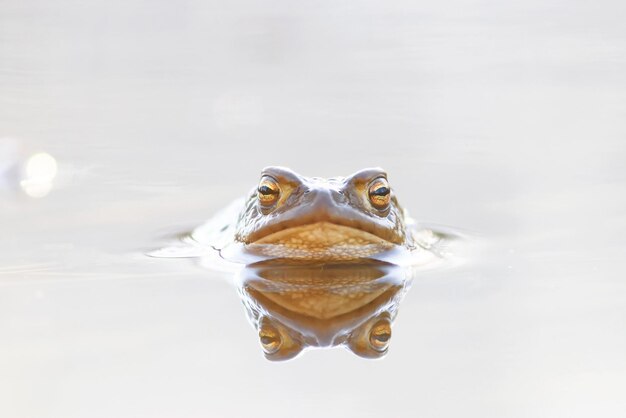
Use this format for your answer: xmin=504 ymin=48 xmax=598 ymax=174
xmin=373 ymin=332 xmax=390 ymax=342
xmin=258 ymin=185 xmax=276 ymax=195
xmin=371 ymin=186 xmax=389 ymax=196
xmin=261 ymin=335 xmax=277 ymax=345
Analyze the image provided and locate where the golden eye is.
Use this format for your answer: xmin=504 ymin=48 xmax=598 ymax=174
xmin=257 ymin=176 xmax=280 ymax=207
xmin=259 ymin=323 xmax=282 ymax=354
xmin=368 ymin=178 xmax=391 ymax=209
xmin=369 ymin=319 xmax=391 ymax=352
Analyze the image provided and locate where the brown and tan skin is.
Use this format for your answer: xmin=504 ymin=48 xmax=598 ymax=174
xmin=234 ymin=167 xmax=413 ymax=260
xmin=239 ymin=259 xmax=406 ymax=360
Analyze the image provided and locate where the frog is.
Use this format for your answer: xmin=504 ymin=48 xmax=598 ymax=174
xmin=152 ymin=166 xmax=453 ymax=267
xmin=231 ymin=166 xmax=416 ymax=261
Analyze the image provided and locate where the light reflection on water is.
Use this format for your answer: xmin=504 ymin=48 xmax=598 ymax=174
xmin=0 ymin=137 xmax=58 ymax=198
xmin=20 ymin=152 xmax=58 ymax=198
xmin=236 ymin=260 xmax=410 ymax=361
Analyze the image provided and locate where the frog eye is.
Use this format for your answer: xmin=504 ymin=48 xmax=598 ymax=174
xmin=368 ymin=318 xmax=391 ymax=352
xmin=257 ymin=176 xmax=280 ymax=207
xmin=368 ymin=178 xmax=391 ymax=210
xmin=259 ymin=323 xmax=282 ymax=354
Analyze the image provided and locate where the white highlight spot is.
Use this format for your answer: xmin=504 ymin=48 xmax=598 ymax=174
xmin=20 ymin=152 xmax=58 ymax=198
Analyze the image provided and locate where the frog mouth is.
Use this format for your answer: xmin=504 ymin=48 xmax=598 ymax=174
xmin=251 ymin=221 xmax=394 ymax=248
xmin=244 ymin=222 xmax=395 ymax=260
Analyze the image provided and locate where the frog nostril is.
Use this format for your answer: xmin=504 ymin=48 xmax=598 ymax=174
xmin=331 ymin=190 xmax=348 ymax=205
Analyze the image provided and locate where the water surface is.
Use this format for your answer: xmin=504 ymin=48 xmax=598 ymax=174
xmin=1 ymin=0 xmax=625 ymax=417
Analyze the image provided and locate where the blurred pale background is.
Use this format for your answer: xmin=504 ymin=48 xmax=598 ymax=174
xmin=1 ymin=0 xmax=625 ymax=417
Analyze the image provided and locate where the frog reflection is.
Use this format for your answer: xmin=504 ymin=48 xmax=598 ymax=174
xmin=235 ymin=259 xmax=412 ymax=360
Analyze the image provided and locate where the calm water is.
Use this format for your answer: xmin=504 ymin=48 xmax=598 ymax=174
xmin=1 ymin=1 xmax=626 ymax=417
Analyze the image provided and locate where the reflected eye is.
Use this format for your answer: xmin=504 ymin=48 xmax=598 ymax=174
xmin=259 ymin=323 xmax=282 ymax=354
xmin=257 ymin=176 xmax=280 ymax=207
xmin=368 ymin=178 xmax=391 ymax=210
xmin=369 ymin=319 xmax=391 ymax=352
